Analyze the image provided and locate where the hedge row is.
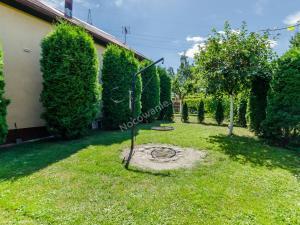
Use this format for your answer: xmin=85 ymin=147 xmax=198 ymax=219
xmin=0 ymin=46 xmax=9 ymax=144
xmin=40 ymin=22 xmax=101 ymax=138
xmin=102 ymin=44 xmax=142 ymax=129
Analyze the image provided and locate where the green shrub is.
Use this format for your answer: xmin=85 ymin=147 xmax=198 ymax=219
xmin=182 ymin=102 xmax=189 ymax=123
xmin=141 ymin=60 xmax=160 ymax=123
xmin=248 ymin=76 xmax=270 ymax=134
xmin=197 ymin=100 xmax=205 ymax=123
xmin=215 ymin=99 xmax=225 ymax=125
xmin=102 ymin=44 xmax=141 ymax=130
xmin=238 ymin=99 xmax=247 ymax=127
xmin=158 ymin=67 xmax=173 ymax=121
xmin=0 ymin=47 xmax=9 ymax=144
xmin=40 ymin=22 xmax=101 ymax=139
xmin=184 ymin=94 xmax=231 ymax=117
xmin=263 ymin=48 xmax=300 ymax=146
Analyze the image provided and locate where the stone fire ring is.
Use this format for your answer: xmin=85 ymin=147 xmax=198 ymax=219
xmin=151 ymin=126 xmax=175 ymax=131
xmin=122 ymin=144 xmax=207 ymax=171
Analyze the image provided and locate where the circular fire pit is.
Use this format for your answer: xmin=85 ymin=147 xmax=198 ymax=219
xmin=151 ymin=126 xmax=174 ymax=131
xmin=122 ymin=144 xmax=206 ymax=171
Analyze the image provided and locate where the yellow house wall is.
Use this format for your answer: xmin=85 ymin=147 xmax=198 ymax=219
xmin=0 ymin=3 xmax=105 ymax=130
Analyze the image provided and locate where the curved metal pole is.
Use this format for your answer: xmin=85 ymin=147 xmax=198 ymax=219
xmin=125 ymin=58 xmax=164 ymax=169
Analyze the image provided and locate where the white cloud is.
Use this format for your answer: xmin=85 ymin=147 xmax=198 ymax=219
xmin=284 ymin=11 xmax=300 ymax=25
xmin=186 ymin=36 xmax=207 ymax=43
xmin=179 ymin=43 xmax=206 ymax=59
xmin=268 ymin=40 xmax=278 ymax=48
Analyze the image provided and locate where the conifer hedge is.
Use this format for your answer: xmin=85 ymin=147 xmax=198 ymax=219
xmin=238 ymin=99 xmax=247 ymax=127
xmin=141 ymin=60 xmax=160 ymax=123
xmin=263 ymin=48 xmax=300 ymax=146
xmin=0 ymin=47 xmax=9 ymax=144
xmin=102 ymin=44 xmax=142 ymax=129
xmin=158 ymin=67 xmax=173 ymax=121
xmin=40 ymin=22 xmax=101 ymax=139
xmin=248 ymin=76 xmax=270 ymax=134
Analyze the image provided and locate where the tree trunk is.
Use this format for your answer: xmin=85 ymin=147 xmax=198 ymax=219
xmin=228 ymin=94 xmax=234 ymax=136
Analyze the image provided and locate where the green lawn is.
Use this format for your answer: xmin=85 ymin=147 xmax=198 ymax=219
xmin=0 ymin=116 xmax=299 ymax=224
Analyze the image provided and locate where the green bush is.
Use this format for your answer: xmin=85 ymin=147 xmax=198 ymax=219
xmin=263 ymin=48 xmax=300 ymax=146
xmin=215 ymin=99 xmax=225 ymax=125
xmin=158 ymin=67 xmax=173 ymax=121
xmin=141 ymin=60 xmax=160 ymax=123
xmin=182 ymin=102 xmax=189 ymax=123
xmin=0 ymin=47 xmax=9 ymax=144
xmin=184 ymin=95 xmax=231 ymax=117
xmin=40 ymin=22 xmax=101 ymax=139
xmin=197 ymin=100 xmax=205 ymax=123
xmin=238 ymin=99 xmax=247 ymax=127
xmin=102 ymin=44 xmax=141 ymax=129
xmin=248 ymin=76 xmax=270 ymax=134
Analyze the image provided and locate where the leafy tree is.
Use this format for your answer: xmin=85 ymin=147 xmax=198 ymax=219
xmin=182 ymin=102 xmax=189 ymax=123
xmin=172 ymin=54 xmax=196 ymax=113
xmin=290 ymin=32 xmax=300 ymax=48
xmin=195 ymin=21 xmax=274 ymax=135
xmin=158 ymin=67 xmax=174 ymax=121
xmin=263 ymin=48 xmax=300 ymax=146
xmin=0 ymin=46 xmax=9 ymax=144
xmin=215 ymin=99 xmax=224 ymax=125
xmin=141 ymin=60 xmax=160 ymax=123
xmin=40 ymin=22 xmax=101 ymax=139
xmin=102 ymin=44 xmax=141 ymax=129
xmin=197 ymin=100 xmax=205 ymax=123
xmin=238 ymin=99 xmax=247 ymax=127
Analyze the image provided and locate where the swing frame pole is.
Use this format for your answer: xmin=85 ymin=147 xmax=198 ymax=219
xmin=125 ymin=58 xmax=164 ymax=169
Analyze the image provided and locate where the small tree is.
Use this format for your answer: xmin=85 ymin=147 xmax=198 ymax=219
xmin=102 ymin=44 xmax=141 ymax=129
xmin=158 ymin=67 xmax=174 ymax=121
xmin=182 ymin=102 xmax=189 ymax=123
xmin=0 ymin=46 xmax=9 ymax=144
xmin=238 ymin=99 xmax=247 ymax=127
xmin=215 ymin=99 xmax=224 ymax=125
xmin=263 ymin=48 xmax=300 ymax=146
xmin=197 ymin=100 xmax=205 ymax=123
xmin=40 ymin=22 xmax=101 ymax=139
xmin=141 ymin=60 xmax=160 ymax=123
xmin=195 ymin=22 xmax=274 ymax=135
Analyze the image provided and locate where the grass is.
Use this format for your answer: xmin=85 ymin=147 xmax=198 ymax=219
xmin=0 ymin=115 xmax=299 ymax=224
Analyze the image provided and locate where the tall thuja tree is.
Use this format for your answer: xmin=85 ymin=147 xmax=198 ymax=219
xmin=263 ymin=48 xmax=300 ymax=146
xmin=0 ymin=46 xmax=9 ymax=143
xmin=102 ymin=44 xmax=141 ymax=129
xmin=215 ymin=99 xmax=224 ymax=125
xmin=158 ymin=67 xmax=173 ymax=121
xmin=40 ymin=22 xmax=101 ymax=139
xmin=238 ymin=99 xmax=247 ymax=127
xmin=195 ymin=21 xmax=274 ymax=135
xmin=141 ymin=60 xmax=160 ymax=123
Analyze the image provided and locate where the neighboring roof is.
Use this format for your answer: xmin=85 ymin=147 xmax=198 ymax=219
xmin=1 ymin=0 xmax=147 ymax=60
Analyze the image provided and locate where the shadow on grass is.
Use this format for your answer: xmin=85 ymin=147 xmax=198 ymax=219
xmin=127 ymin=167 xmax=172 ymax=177
xmin=209 ymin=134 xmax=300 ymax=176
xmin=0 ymin=127 xmax=138 ymax=181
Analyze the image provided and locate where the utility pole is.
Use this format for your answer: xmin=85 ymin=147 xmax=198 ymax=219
xmin=125 ymin=58 xmax=164 ymax=169
xmin=87 ymin=9 xmax=93 ymax=25
xmin=122 ymin=26 xmax=130 ymax=45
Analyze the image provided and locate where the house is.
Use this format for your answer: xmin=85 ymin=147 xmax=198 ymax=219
xmin=0 ymin=0 xmax=146 ymax=143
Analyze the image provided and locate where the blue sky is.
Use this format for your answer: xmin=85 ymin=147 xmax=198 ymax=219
xmin=43 ymin=0 xmax=300 ymax=70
